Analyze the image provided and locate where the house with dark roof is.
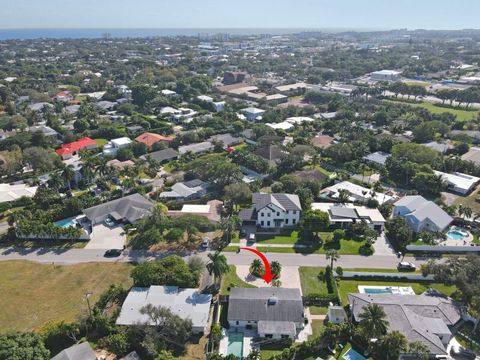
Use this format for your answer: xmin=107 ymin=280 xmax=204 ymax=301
xmin=348 ymin=292 xmax=464 ymax=356
xmin=83 ymin=193 xmax=154 ymax=225
xmin=141 ymin=148 xmax=178 ymax=163
xmin=228 ymin=287 xmax=305 ymax=339
xmin=51 ymin=342 xmax=97 ymax=360
xmin=393 ymin=195 xmax=452 ymax=233
xmin=293 ymin=169 xmax=328 ymax=183
xmin=254 ymin=145 xmax=286 ymax=167
xmin=159 ymin=179 xmax=209 ymax=201
xmin=239 ymin=193 xmax=302 ymax=229
xmin=363 ymin=151 xmax=390 ymax=167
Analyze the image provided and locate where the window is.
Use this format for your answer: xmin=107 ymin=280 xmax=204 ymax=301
xmin=267 ymin=221 xmax=271 ymax=226
xmin=293 ymin=219 xmax=296 ymax=225
xmin=285 ymin=219 xmax=289 ymax=225
xmin=260 ymin=212 xmax=264 ymax=217
xmin=267 ymin=213 xmax=270 ymax=217
xmin=261 ymin=221 xmax=264 ymax=226
xmin=236 ymin=321 xmax=239 ymax=325
xmin=277 ymin=212 xmax=280 ymax=216
xmin=286 ymin=210 xmax=289 ymax=214
xmin=265 ymin=334 xmax=273 ymax=339
xmin=281 ymin=335 xmax=289 ymax=339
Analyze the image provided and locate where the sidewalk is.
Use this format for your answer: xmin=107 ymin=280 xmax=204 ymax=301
xmin=230 ymin=239 xmax=313 ymax=249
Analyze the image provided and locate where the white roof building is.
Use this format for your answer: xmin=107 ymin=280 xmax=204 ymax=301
xmin=266 ymin=122 xmax=294 ymax=130
xmin=0 ymin=183 xmax=38 ymax=203
xmin=433 ymin=170 xmax=480 ymax=195
xmin=116 ymin=286 xmax=212 ymax=334
xmin=322 ymin=181 xmax=393 ymax=205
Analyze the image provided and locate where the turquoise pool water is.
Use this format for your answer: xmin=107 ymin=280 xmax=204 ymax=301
xmin=363 ymin=287 xmax=392 ymax=294
xmin=343 ymin=348 xmax=367 ymax=360
xmin=54 ymin=218 xmax=77 ymax=228
xmin=447 ymin=230 xmax=465 ymax=240
xmin=227 ymin=332 xmax=244 ymax=358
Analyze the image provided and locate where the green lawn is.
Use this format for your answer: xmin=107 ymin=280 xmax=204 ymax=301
xmin=93 ymin=138 xmax=109 ymax=146
xmin=343 ymin=268 xmax=421 ymax=274
xmin=256 ymin=230 xmax=301 ymax=244
xmin=388 ymin=100 xmax=478 ymax=121
xmin=454 ymin=187 xmax=480 ymax=214
xmin=220 ymin=265 xmax=255 ymax=295
xmin=259 ymin=339 xmax=292 ymax=360
xmin=309 ymin=305 xmax=328 ymax=315
xmin=311 ymin=320 xmax=325 ymax=339
xmin=299 ymin=267 xmax=328 ymax=295
xmin=256 ymin=238 xmax=364 ymax=255
xmin=0 ymin=261 xmax=133 ymax=332
xmin=337 ymin=279 xmax=458 ymax=305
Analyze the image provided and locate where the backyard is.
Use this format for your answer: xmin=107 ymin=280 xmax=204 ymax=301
xmin=0 ymin=260 xmax=133 ymax=332
xmin=387 ymin=99 xmax=478 ymax=121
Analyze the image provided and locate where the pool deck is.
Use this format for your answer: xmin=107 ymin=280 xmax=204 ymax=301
xmin=439 ymin=227 xmax=474 ymax=247
xmin=219 ymin=329 xmax=255 ymax=358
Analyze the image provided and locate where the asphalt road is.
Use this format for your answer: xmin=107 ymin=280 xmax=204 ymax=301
xmin=0 ymin=247 xmax=430 ymax=269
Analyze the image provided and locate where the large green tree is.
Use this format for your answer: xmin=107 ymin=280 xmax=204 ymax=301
xmin=0 ymin=332 xmax=50 ymax=360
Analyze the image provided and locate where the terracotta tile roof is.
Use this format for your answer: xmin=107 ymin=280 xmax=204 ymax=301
xmin=135 ymin=132 xmax=174 ymax=148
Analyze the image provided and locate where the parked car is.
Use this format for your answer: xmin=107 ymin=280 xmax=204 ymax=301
xmin=104 ymin=217 xmax=115 ymax=227
xmin=248 ymin=233 xmax=256 ymax=242
xmin=397 ymin=261 xmax=416 ymax=271
xmin=202 ymin=237 xmax=210 ymax=248
xmin=450 ymin=345 xmax=476 ymax=359
xmin=104 ymin=249 xmax=122 ymax=257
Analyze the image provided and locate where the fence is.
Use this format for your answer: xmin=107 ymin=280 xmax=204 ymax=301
xmin=406 ymin=244 xmax=480 ymax=253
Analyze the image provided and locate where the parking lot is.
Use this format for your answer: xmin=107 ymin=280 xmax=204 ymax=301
xmin=84 ymin=223 xmax=126 ymax=250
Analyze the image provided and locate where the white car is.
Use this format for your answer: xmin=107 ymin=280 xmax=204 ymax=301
xmin=104 ymin=217 xmax=115 ymax=227
xmin=202 ymin=237 xmax=210 ymax=248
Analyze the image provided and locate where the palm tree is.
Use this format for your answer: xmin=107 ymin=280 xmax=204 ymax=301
xmin=463 ymin=206 xmax=473 ymax=222
xmin=337 ymin=189 xmax=350 ymax=205
xmin=270 ymin=260 xmax=282 ymax=280
xmin=220 ymin=216 xmax=239 ymax=244
xmin=121 ymin=177 xmax=136 ymax=197
xmin=249 ymin=259 xmax=264 ymax=277
xmin=61 ymin=164 xmax=75 ymax=191
xmin=206 ymin=251 xmax=229 ymax=287
xmin=358 ymin=304 xmax=389 ymax=339
xmin=48 ymin=171 xmax=64 ymax=191
xmin=325 ymin=249 xmax=340 ymax=269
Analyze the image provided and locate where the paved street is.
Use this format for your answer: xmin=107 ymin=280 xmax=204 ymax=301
xmin=0 ymin=246 xmax=431 ymax=269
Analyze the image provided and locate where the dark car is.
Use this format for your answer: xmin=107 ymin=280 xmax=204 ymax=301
xmin=104 ymin=249 xmax=122 ymax=257
xmin=450 ymin=345 xmax=476 ymax=359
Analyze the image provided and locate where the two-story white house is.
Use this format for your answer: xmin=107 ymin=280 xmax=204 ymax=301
xmin=239 ymin=193 xmax=302 ymax=229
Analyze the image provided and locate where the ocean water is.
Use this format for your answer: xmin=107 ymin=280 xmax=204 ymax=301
xmin=0 ymin=27 xmax=362 ymax=40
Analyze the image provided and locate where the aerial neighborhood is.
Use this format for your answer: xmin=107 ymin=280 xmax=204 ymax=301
xmin=1 ymin=26 xmax=480 ymax=360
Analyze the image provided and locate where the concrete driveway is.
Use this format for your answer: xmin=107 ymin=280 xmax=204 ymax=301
xmin=85 ymin=224 xmax=126 ymax=250
xmin=235 ymin=265 xmax=301 ymax=290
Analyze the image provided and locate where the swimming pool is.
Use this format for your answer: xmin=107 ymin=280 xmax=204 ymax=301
xmin=54 ymin=218 xmax=77 ymax=228
xmin=446 ymin=227 xmax=469 ymax=240
xmin=227 ymin=332 xmax=244 ymax=358
xmin=343 ymin=348 xmax=367 ymax=360
xmin=358 ymin=286 xmax=415 ymax=295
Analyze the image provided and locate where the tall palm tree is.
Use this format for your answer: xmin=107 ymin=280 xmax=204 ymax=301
xmin=358 ymin=303 xmax=389 ymax=339
xmin=206 ymin=251 xmax=229 ymax=287
xmin=249 ymin=259 xmax=264 ymax=277
xmin=61 ymin=164 xmax=76 ymax=191
xmin=325 ymin=249 xmax=340 ymax=269
xmin=220 ymin=216 xmax=239 ymax=244
xmin=463 ymin=206 xmax=473 ymax=222
xmin=337 ymin=189 xmax=350 ymax=205
xmin=48 ymin=171 xmax=64 ymax=191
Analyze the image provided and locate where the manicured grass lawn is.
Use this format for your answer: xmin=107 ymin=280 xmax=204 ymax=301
xmin=337 ymin=279 xmax=458 ymax=305
xmin=309 ymin=306 xmax=328 ymax=315
xmin=0 ymin=261 xmax=133 ymax=332
xmin=256 ymin=238 xmax=365 ymax=255
xmin=388 ymin=100 xmax=478 ymax=121
xmin=311 ymin=320 xmax=325 ymax=339
xmin=299 ymin=267 xmax=328 ymax=295
xmin=256 ymin=231 xmax=301 ymax=244
xmin=0 ymin=237 xmax=87 ymax=249
xmin=303 ymin=164 xmax=332 ymax=176
xmin=93 ymin=138 xmax=109 ymax=146
xmin=220 ymin=265 xmax=255 ymax=295
xmin=259 ymin=339 xmax=292 ymax=359
xmin=343 ymin=268 xmax=421 ymax=274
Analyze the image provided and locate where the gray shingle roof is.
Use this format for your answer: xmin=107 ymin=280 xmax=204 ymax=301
xmin=329 ymin=206 xmax=359 ymax=219
xmin=141 ymin=148 xmax=178 ymax=162
xmin=228 ymin=288 xmax=304 ymax=323
xmin=258 ymin=320 xmax=296 ymax=336
xmin=348 ymin=293 xmax=463 ymax=355
xmin=253 ymin=193 xmax=302 ymax=212
xmin=394 ymin=195 xmax=452 ymax=231
xmin=363 ymin=151 xmax=390 ymax=166
xmin=254 ymin=145 xmax=285 ymax=163
xmin=51 ymin=342 xmax=96 ymax=360
xmin=83 ymin=193 xmax=154 ymax=223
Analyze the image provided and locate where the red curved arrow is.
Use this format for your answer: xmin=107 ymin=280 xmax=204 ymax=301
xmin=240 ymin=247 xmax=275 ymax=284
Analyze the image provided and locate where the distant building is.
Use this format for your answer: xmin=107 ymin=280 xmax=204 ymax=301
xmin=55 ymin=137 xmax=98 ymax=160
xmin=0 ymin=183 xmax=38 ymax=203
xmin=370 ymin=70 xmax=401 ymax=82
xmin=223 ymin=71 xmax=247 ymax=85
xmin=227 ymin=288 xmax=305 ymax=339
xmin=311 ymin=203 xmax=385 ymax=232
xmin=423 ymin=141 xmax=453 ymax=154
xmin=239 ymin=193 xmax=302 ymax=229
xmin=103 ymin=137 xmax=132 ymax=156
xmin=393 ymin=195 xmax=452 ymax=233
xmin=275 ymin=82 xmax=308 ymax=95
xmin=327 ymin=306 xmax=347 ymax=324
xmin=51 ymin=342 xmax=96 ymax=360
xmin=116 ymin=286 xmax=212 ymax=334
xmin=311 ymin=135 xmax=334 ymax=149
xmin=178 ymin=141 xmax=214 ymax=155
xmin=159 ymin=179 xmax=209 ymax=200
xmin=363 ymin=151 xmax=391 ymax=167
xmin=140 ymin=148 xmax=178 ymax=164
xmin=461 ymin=146 xmax=480 ymax=166
xmin=28 ymin=125 xmax=59 ymax=139
xmin=321 ymin=181 xmax=393 ymax=205
xmin=135 ymin=132 xmax=174 ymax=149
xmin=241 ymin=107 xmax=265 ymax=121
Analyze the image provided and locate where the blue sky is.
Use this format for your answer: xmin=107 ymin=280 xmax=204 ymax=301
xmin=1 ymin=0 xmax=478 ymax=30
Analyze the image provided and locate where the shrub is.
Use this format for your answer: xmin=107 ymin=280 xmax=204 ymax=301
xmin=104 ymin=333 xmax=129 ymax=357
xmin=336 ymin=266 xmax=344 ymax=276
xmin=359 ymin=242 xmax=375 ymax=256
xmin=333 ymin=229 xmax=345 ymax=242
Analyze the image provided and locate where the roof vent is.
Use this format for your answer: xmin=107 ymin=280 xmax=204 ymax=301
xmin=268 ymin=296 xmax=278 ymax=305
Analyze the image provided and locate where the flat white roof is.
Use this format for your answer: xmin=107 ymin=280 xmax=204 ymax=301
xmin=324 ymin=181 xmax=393 ymax=205
xmin=433 ymin=170 xmax=480 ymax=192
xmin=111 ymin=137 xmax=132 ymax=146
xmin=311 ymin=202 xmax=385 ymax=223
xmin=181 ymin=204 xmax=211 ymax=213
xmin=116 ymin=286 xmax=212 ymax=330
xmin=286 ymin=116 xmax=314 ymax=124
xmin=0 ymin=183 xmax=38 ymax=202
xmin=372 ymin=70 xmax=401 ymax=75
xmin=266 ymin=121 xmax=294 ymax=130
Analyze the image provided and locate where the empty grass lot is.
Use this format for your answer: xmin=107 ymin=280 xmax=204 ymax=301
xmin=299 ymin=267 xmax=331 ymax=315
xmin=0 ymin=261 xmax=133 ymax=332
